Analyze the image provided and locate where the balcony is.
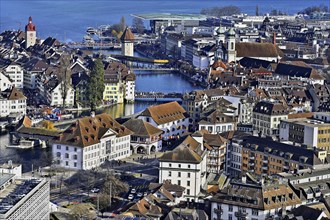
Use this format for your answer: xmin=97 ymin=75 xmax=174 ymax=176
xmin=235 ymin=211 xmax=248 ymax=218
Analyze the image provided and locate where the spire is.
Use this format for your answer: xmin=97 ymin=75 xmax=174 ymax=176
xmin=25 ymin=16 xmax=36 ymax=31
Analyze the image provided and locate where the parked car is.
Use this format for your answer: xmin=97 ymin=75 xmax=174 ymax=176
xmin=91 ymin=188 xmax=100 ymax=193
xmin=137 ymin=192 xmax=142 ymax=197
xmin=128 ymin=194 xmax=134 ymax=200
xmin=131 ymin=188 xmax=136 ymax=194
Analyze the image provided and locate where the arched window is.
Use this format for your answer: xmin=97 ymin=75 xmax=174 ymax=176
xmin=231 ymin=42 xmax=234 ymax=50
xmin=56 ymin=152 xmax=61 ymax=158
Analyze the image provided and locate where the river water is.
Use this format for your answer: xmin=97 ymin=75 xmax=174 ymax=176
xmin=0 ymin=66 xmax=201 ymax=172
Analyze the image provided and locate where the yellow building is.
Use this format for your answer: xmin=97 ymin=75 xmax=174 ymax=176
xmin=103 ymin=82 xmax=124 ymax=104
xmin=103 ymin=61 xmax=135 ymax=104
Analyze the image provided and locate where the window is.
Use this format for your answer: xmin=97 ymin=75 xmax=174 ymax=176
xmin=187 ymin=173 xmax=191 ymax=178
xmin=229 ymin=205 xmax=233 ymax=212
xmin=178 ymin=180 xmax=181 ymax=185
xmin=252 ymin=209 xmax=259 ymax=216
xmin=73 ymin=155 xmax=78 ymax=160
xmin=187 ymin=181 xmax=190 ymax=186
xmin=57 ymin=145 xmax=61 ymax=149
xmin=66 ymin=146 xmax=69 ymax=151
xmin=74 ymin=147 xmax=77 ymax=152
xmin=187 ymin=189 xmax=190 ymax=195
xmin=65 ymin=161 xmax=69 ymax=166
xmin=65 ymin=153 xmax=69 ymax=158
xmin=168 ymin=171 xmax=171 ymax=177
xmin=178 ymin=172 xmax=181 ymax=177
xmin=56 ymin=152 xmax=61 ymax=158
xmin=74 ymin=162 xmax=77 ymax=167
xmin=188 ymin=165 xmax=191 ymax=168
xmin=169 ymin=163 xmax=172 ymax=167
xmin=178 ymin=164 xmax=181 ymax=168
xmin=228 ymin=214 xmax=232 ymax=220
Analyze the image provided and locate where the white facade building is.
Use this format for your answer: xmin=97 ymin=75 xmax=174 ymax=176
xmin=0 ymin=87 xmax=26 ymax=118
xmin=46 ymin=82 xmax=75 ymax=107
xmin=138 ymin=102 xmax=189 ymax=140
xmin=159 ymin=136 xmax=207 ymax=201
xmin=52 ymin=113 xmax=132 ymax=170
xmin=3 ymin=64 xmax=24 ymax=89
xmin=252 ymin=101 xmax=288 ymax=136
xmin=0 ymin=72 xmax=12 ymax=92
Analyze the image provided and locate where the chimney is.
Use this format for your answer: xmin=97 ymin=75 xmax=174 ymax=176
xmin=242 ymin=175 xmax=247 ymax=184
xmin=273 ymin=32 xmax=276 ymax=45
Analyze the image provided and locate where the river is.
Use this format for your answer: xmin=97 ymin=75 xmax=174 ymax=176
xmin=0 ymin=67 xmax=201 ymax=172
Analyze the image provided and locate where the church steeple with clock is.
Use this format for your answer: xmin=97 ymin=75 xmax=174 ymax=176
xmin=25 ymin=16 xmax=36 ymax=49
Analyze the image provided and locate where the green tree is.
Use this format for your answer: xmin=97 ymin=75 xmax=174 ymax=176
xmin=132 ymin=17 xmax=145 ymax=34
xmin=86 ymin=59 xmax=105 ymax=111
xmin=120 ymin=16 xmax=126 ymax=32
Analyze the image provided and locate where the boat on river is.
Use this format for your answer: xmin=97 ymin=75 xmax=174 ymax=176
xmin=6 ymin=139 xmax=46 ymax=149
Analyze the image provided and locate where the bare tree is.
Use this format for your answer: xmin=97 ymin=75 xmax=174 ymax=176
xmin=58 ymin=54 xmax=72 ymax=108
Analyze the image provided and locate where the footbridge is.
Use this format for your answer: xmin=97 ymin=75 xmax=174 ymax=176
xmin=135 ymin=92 xmax=183 ymax=102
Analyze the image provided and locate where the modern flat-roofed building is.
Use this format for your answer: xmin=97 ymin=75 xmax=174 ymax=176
xmin=280 ymin=118 xmax=330 ymax=152
xmin=0 ymin=174 xmax=50 ymax=220
xmin=131 ymin=13 xmax=207 ymax=34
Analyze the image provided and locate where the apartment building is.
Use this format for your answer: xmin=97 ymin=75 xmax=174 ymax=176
xmin=0 ymin=72 xmax=12 ymax=92
xmin=252 ymin=101 xmax=288 ymax=136
xmin=159 ymin=136 xmax=207 ymax=201
xmin=202 ymin=132 xmax=227 ymax=173
xmin=226 ymin=135 xmax=328 ymax=178
xmin=199 ymin=110 xmax=236 ymax=134
xmin=3 ymin=63 xmax=24 ymax=89
xmin=0 ymin=174 xmax=50 ymax=220
xmin=182 ymin=88 xmax=227 ymax=125
xmin=138 ymin=102 xmax=189 ymax=140
xmin=278 ymin=165 xmax=330 ymax=205
xmin=23 ymin=59 xmax=49 ymax=90
xmin=280 ymin=118 xmax=330 ymax=152
xmin=52 ymin=113 xmax=132 ymax=170
xmin=45 ymin=81 xmax=75 ymax=107
xmin=0 ymin=87 xmax=26 ymax=118
xmin=103 ymin=61 xmax=136 ymax=104
xmin=210 ymin=178 xmax=301 ymax=220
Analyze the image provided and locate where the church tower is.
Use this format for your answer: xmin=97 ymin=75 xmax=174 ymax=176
xmin=227 ymin=28 xmax=236 ymax=63
xmin=214 ymin=25 xmax=226 ymax=61
xmin=120 ymin=27 xmax=134 ymax=57
xmin=25 ymin=16 xmax=36 ymax=49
